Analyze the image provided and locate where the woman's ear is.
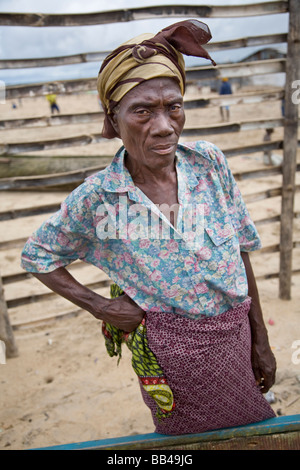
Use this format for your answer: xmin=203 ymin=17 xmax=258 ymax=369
xmin=108 ymin=111 xmax=120 ymax=138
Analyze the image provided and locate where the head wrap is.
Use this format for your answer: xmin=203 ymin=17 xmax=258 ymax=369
xmin=97 ymin=19 xmax=216 ymax=138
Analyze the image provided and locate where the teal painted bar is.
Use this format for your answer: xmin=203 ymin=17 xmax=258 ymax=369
xmin=31 ymin=414 xmax=300 ymax=450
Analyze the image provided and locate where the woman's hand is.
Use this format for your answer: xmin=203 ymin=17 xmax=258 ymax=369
xmin=241 ymin=252 xmax=276 ymax=393
xmin=251 ymin=327 xmax=276 ymax=393
xmin=32 ymin=267 xmax=144 ymax=333
xmin=95 ymin=293 xmax=145 ymax=332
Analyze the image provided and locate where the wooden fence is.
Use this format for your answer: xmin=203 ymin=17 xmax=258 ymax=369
xmin=0 ymin=1 xmax=299 ymax=356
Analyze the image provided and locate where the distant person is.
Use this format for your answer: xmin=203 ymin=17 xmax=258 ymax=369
xmin=263 ymin=128 xmax=282 ymax=166
xmin=46 ymin=93 xmax=60 ymax=114
xmin=263 ymin=128 xmax=274 ymax=165
xmin=281 ymin=98 xmax=285 ymax=117
xmin=219 ymin=77 xmax=232 ymax=121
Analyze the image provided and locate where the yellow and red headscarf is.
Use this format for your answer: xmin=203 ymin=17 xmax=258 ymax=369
xmin=97 ymin=19 xmax=216 ymax=138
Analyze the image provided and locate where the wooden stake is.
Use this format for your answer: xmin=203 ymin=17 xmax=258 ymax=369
xmin=0 ymin=271 xmax=18 ymax=358
xmin=279 ymin=0 xmax=300 ymax=299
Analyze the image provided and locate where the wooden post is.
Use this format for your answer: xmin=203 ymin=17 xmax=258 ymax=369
xmin=279 ymin=0 xmax=300 ymax=300
xmin=0 ymin=271 xmax=18 ymax=358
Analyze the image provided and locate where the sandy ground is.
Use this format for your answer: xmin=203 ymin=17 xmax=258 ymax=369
xmin=0 ymin=85 xmax=299 ymax=450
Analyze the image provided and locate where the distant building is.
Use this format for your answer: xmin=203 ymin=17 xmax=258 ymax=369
xmin=239 ymin=47 xmax=286 ymax=63
xmin=240 ymin=48 xmax=286 ymax=87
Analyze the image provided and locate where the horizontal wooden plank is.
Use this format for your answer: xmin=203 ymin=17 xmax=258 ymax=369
xmin=0 ymin=3 xmax=289 ymax=28
xmin=0 ymin=33 xmax=287 ymax=70
xmin=184 ymin=89 xmax=284 ymax=109
xmin=4 ymin=265 xmax=111 ymax=305
xmin=0 ymin=51 xmax=110 ymax=70
xmin=2 ymin=214 xmax=299 ymax=287
xmin=0 ymin=134 xmax=104 ymax=156
xmin=182 ymin=118 xmax=286 ymax=138
xmin=232 ymin=162 xmax=284 ymax=179
xmin=0 ymin=190 xmax=68 ymax=212
xmin=1 ymin=182 xmax=299 ymax=222
xmin=1 ymin=189 xmax=298 ymax=253
xmin=9 ymin=285 xmax=111 ymax=328
xmin=34 ymin=430 xmax=300 ymax=450
xmin=1 ymin=161 xmax=292 ymax=203
xmin=1 ymin=148 xmax=298 ymax=191
xmin=1 ymin=196 xmax=295 ymax=249
xmin=0 ymin=202 xmax=61 ymax=221
xmin=186 ymin=58 xmax=286 ymax=81
xmin=0 ymin=112 xmax=103 ymax=130
xmin=0 ymin=155 xmax=113 ymax=179
xmin=3 ymin=246 xmax=300 ymax=305
xmin=5 ymin=263 xmax=299 ymax=309
xmin=1 ymin=118 xmax=295 ymax=157
xmin=31 ymin=414 xmax=300 ymax=450
xmin=0 ymin=89 xmax=284 ymax=131
xmin=2 ymin=216 xmax=297 ymax=282
xmin=5 ymin=59 xmax=287 ymax=100
xmin=0 ymin=212 xmax=54 ymax=244
xmin=1 ymin=176 xmax=297 ymax=278
xmin=206 ymin=33 xmax=287 ymax=52
xmin=0 ymin=150 xmax=290 ymax=191
xmin=254 ymin=249 xmax=300 ymax=279
xmin=247 ymin=192 xmax=300 ymax=222
xmin=243 ymin=182 xmax=300 ymax=203
xmin=6 ymin=78 xmax=97 ymax=100
xmin=0 ymin=164 xmax=106 ymax=191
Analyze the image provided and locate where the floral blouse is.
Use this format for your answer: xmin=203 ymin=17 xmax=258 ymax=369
xmin=21 ymin=141 xmax=261 ymax=319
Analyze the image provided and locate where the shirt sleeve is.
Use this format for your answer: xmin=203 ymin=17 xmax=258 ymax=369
xmin=21 ymin=184 xmax=100 ymax=273
xmin=206 ymin=142 xmax=262 ymax=252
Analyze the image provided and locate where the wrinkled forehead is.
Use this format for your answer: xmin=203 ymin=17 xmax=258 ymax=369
xmin=116 ymin=77 xmax=183 ymax=109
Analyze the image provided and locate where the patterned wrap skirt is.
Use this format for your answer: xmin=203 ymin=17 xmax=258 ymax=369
xmin=139 ymin=298 xmax=275 ymax=435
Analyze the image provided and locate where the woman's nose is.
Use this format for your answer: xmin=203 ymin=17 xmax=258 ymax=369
xmin=151 ymin=112 xmax=174 ymax=136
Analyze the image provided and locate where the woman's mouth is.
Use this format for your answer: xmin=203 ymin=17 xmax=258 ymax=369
xmin=151 ymin=144 xmax=176 ymax=155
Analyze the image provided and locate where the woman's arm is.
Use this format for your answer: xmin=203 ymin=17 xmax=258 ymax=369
xmin=241 ymin=252 xmax=276 ymax=393
xmin=32 ymin=267 xmax=145 ymax=332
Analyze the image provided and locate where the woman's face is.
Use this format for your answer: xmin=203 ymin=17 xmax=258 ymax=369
xmin=111 ymin=77 xmax=185 ymax=173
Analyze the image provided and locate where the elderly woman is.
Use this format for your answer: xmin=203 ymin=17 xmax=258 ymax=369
xmin=21 ymin=20 xmax=276 ymax=435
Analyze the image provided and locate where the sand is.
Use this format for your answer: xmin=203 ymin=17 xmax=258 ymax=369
xmin=0 ymin=85 xmax=299 ymax=450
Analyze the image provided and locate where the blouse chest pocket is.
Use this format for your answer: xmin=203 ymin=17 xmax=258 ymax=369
xmin=205 ymin=222 xmax=236 ymax=247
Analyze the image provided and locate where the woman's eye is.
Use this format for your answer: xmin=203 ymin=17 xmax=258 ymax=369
xmin=135 ymin=109 xmax=149 ymax=115
xmin=170 ymin=104 xmax=181 ymax=112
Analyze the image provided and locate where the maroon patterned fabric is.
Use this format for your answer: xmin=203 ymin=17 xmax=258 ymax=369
xmin=140 ymin=298 xmax=275 ymax=435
